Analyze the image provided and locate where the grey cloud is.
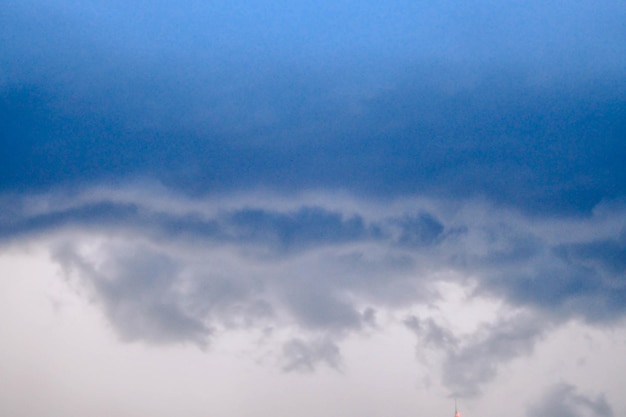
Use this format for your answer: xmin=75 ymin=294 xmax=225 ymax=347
xmin=52 ymin=243 xmax=210 ymax=345
xmin=2 ymin=0 xmax=626 ymax=402
xmin=3 ymin=189 xmax=626 ymax=377
xmin=407 ymin=313 xmax=548 ymax=397
xmin=323 ymin=249 xmax=423 ymax=308
xmin=0 ymin=201 xmax=143 ymax=240
xmin=281 ymin=279 xmax=362 ymax=332
xmin=0 ymin=199 xmax=222 ymax=246
xmin=404 ymin=316 xmax=459 ymax=351
xmin=51 ymin=236 xmax=290 ymax=347
xmin=0 ymin=196 xmax=446 ymax=256
xmin=442 ymin=314 xmax=546 ymax=397
xmin=555 ymin=234 xmax=626 ymax=277
xmin=227 ymin=207 xmax=370 ymax=252
xmin=393 ymin=212 xmax=445 ymax=248
xmin=14 ymin=193 xmax=443 ymax=365
xmin=527 ymin=384 xmax=614 ymax=417
xmin=478 ymin=246 xmax=626 ymax=323
xmin=282 ymin=337 xmax=342 ymax=372
xmin=437 ymin=212 xmax=626 ymax=323
xmin=5 ymin=191 xmax=626 ymax=321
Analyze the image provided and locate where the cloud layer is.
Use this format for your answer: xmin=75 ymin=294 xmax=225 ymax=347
xmin=528 ymin=384 xmax=614 ymax=417
xmin=2 ymin=1 xmax=625 ymax=414
xmin=3 ymin=188 xmax=625 ymax=397
xmin=2 ymin=0 xmax=626 ymax=213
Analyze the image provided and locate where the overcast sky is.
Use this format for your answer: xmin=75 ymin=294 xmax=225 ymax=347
xmin=1 ymin=1 xmax=626 ymax=416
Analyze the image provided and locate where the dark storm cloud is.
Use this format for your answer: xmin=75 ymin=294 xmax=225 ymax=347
xmin=473 ymin=230 xmax=626 ymax=322
xmin=3 ymin=73 xmax=624 ymax=214
xmin=2 ymin=0 xmax=626 ymax=398
xmin=227 ymin=207 xmax=369 ymax=252
xmin=2 ymin=0 xmax=626 ymax=214
xmin=527 ymin=384 xmax=614 ymax=417
xmin=555 ymin=235 xmax=626 ymax=277
xmin=1 ymin=187 xmax=625 ymax=394
xmin=1 ymin=189 xmax=455 ymax=260
xmin=393 ymin=213 xmax=445 ymax=248
xmin=0 ymin=200 xmax=145 ymax=240
xmin=17 ymin=192 xmax=441 ymax=347
xmin=4 ymin=190 xmax=626 ymax=333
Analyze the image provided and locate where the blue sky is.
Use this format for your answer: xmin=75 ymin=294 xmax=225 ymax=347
xmin=1 ymin=1 xmax=626 ymax=416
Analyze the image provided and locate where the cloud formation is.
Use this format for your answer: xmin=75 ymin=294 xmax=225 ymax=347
xmin=528 ymin=384 xmax=614 ymax=417
xmin=282 ymin=337 xmax=342 ymax=372
xmin=2 ymin=1 xmax=625 ymax=414
xmin=2 ymin=1 xmax=625 ymax=214
xmin=407 ymin=312 xmax=548 ymax=397
xmin=2 ymin=187 xmax=625 ymax=395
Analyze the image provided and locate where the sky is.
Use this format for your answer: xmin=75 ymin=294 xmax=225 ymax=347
xmin=1 ymin=1 xmax=626 ymax=416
